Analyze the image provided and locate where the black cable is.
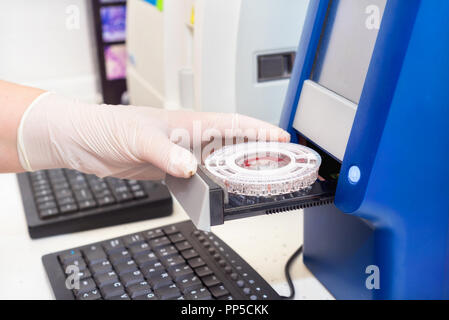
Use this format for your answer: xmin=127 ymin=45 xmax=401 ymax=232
xmin=280 ymin=245 xmax=303 ymax=300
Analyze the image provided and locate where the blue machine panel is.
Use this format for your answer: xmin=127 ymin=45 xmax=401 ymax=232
xmin=281 ymin=0 xmax=449 ymax=299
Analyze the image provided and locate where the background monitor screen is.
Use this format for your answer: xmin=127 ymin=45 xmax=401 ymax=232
xmin=311 ymin=0 xmax=387 ymax=104
xmin=104 ymin=44 xmax=127 ymax=80
xmin=101 ymin=5 xmax=127 ymax=43
xmin=92 ymin=0 xmax=128 ymax=104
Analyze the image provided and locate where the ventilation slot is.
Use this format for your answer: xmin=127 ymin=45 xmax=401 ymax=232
xmin=264 ymin=199 xmax=333 ymax=215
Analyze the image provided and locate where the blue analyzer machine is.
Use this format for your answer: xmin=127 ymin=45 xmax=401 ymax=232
xmin=280 ymin=0 xmax=449 ymax=299
xmin=166 ymin=0 xmax=449 ymax=300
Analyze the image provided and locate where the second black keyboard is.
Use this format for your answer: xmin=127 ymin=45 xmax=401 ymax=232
xmin=17 ymin=169 xmax=172 ymax=238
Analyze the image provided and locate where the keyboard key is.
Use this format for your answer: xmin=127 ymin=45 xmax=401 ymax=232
xmin=63 ymin=258 xmax=87 ymax=272
xmin=163 ymin=225 xmax=178 ymax=235
xmin=202 ymin=241 xmax=211 ymax=248
xmin=242 ymin=287 xmax=252 ymax=295
xmin=169 ymin=233 xmax=185 ymax=243
xmin=155 ymin=284 xmax=181 ymax=300
xmin=129 ymin=242 xmax=151 ymax=256
xmin=123 ymin=233 xmax=145 ymax=247
xmin=177 ymin=275 xmax=202 ymax=293
xmin=94 ymin=271 xmax=118 ymax=288
xmin=110 ymin=250 xmax=132 ymax=265
xmin=120 ymin=270 xmax=145 ymax=287
xmin=195 ymin=266 xmax=213 ymax=278
xmin=103 ymin=239 xmax=125 ymax=254
xmin=127 ymin=281 xmax=153 ymax=299
xmin=90 ymin=260 xmax=113 ymax=276
xmin=184 ymin=287 xmax=212 ymax=300
xmin=188 ymin=257 xmax=205 ymax=269
xmin=40 ymin=208 xmax=59 ymax=219
xmin=115 ymin=191 xmax=133 ymax=203
xmin=53 ymin=182 xmax=69 ymax=190
xmin=115 ymin=260 xmax=138 ymax=275
xmin=32 ymin=183 xmax=50 ymax=191
xmin=106 ymin=178 xmax=127 ymax=189
xmin=210 ymin=285 xmax=229 ymax=298
xmin=147 ymin=272 xmax=173 ymax=289
xmin=76 ymin=289 xmax=101 ymax=300
xmin=169 ymin=265 xmax=194 ymax=282
xmin=155 ymin=245 xmax=178 ymax=259
xmin=161 ymin=254 xmax=185 ymax=270
xmin=175 ymin=241 xmax=192 ymax=252
xmin=48 ymin=169 xmax=64 ymax=176
xmin=135 ymin=252 xmax=158 ymax=268
xmin=78 ymin=200 xmax=96 ymax=210
xmin=90 ymin=182 xmax=108 ymax=193
xmin=60 ymin=204 xmax=78 ymax=214
xmin=181 ymin=249 xmax=199 ymax=260
xmin=109 ymin=293 xmax=131 ymax=300
xmin=33 ymin=185 xmax=51 ymax=194
xmin=73 ymin=278 xmax=96 ymax=296
xmin=141 ymin=261 xmax=165 ymax=278
xmin=97 ymin=196 xmax=116 ymax=207
xmin=59 ymin=249 xmax=82 ymax=264
xmin=144 ymin=229 xmax=164 ymax=240
xmin=83 ymin=246 xmax=107 ymax=266
xmin=74 ymin=189 xmax=93 ymax=202
xmin=101 ymin=282 xmax=125 ymax=300
xmin=129 ymin=184 xmax=143 ymax=192
xmin=36 ymin=195 xmax=55 ymax=204
xmin=76 ymin=269 xmax=92 ymax=281
xmin=68 ymin=173 xmax=86 ymax=183
xmin=93 ymin=189 xmax=111 ymax=198
xmin=57 ymin=196 xmax=76 ymax=206
xmin=36 ymin=189 xmax=53 ymax=197
xmin=202 ymin=275 xmax=221 ymax=288
xmin=133 ymin=292 xmax=158 ymax=300
xmin=70 ymin=182 xmax=88 ymax=191
xmin=133 ymin=190 xmax=146 ymax=199
xmin=55 ymin=189 xmax=72 ymax=199
xmin=38 ymin=201 xmax=57 ymax=211
xmin=149 ymin=236 xmax=171 ymax=249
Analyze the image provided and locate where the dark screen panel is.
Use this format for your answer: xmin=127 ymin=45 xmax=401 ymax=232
xmin=311 ymin=0 xmax=387 ymax=104
xmin=92 ymin=0 xmax=128 ymax=105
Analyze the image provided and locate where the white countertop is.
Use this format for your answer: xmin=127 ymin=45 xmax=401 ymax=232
xmin=0 ymin=173 xmax=333 ymax=300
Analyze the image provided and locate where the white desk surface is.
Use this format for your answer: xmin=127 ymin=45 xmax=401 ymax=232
xmin=0 ymin=173 xmax=333 ymax=300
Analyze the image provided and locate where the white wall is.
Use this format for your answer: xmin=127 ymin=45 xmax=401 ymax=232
xmin=0 ymin=0 xmax=101 ymax=102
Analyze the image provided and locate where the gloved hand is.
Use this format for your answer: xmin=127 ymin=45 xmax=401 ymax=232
xmin=17 ymin=92 xmax=290 ymax=180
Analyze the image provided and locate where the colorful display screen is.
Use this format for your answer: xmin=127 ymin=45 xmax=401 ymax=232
xmin=100 ymin=5 xmax=127 ymax=43
xmin=104 ymin=44 xmax=127 ymax=80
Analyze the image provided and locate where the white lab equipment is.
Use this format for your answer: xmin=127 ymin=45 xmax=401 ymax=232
xmin=126 ymin=0 xmax=309 ymax=124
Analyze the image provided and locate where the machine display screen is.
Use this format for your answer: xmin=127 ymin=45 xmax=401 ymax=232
xmin=311 ymin=0 xmax=387 ymax=104
xmin=100 ymin=5 xmax=127 ymax=43
xmin=92 ymin=0 xmax=128 ymax=104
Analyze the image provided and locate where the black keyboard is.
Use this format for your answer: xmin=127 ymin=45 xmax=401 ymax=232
xmin=43 ymin=220 xmax=280 ymax=300
xmin=17 ymin=169 xmax=172 ymax=238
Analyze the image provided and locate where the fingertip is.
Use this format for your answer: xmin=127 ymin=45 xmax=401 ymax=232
xmin=183 ymin=157 xmax=198 ymax=178
xmin=167 ymin=146 xmax=198 ymax=179
xmin=280 ymin=130 xmax=291 ymax=143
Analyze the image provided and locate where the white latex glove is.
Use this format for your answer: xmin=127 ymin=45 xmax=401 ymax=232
xmin=17 ymin=92 xmax=290 ymax=180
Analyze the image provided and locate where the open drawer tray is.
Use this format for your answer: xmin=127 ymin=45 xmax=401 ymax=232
xmin=165 ymin=166 xmax=336 ymax=231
